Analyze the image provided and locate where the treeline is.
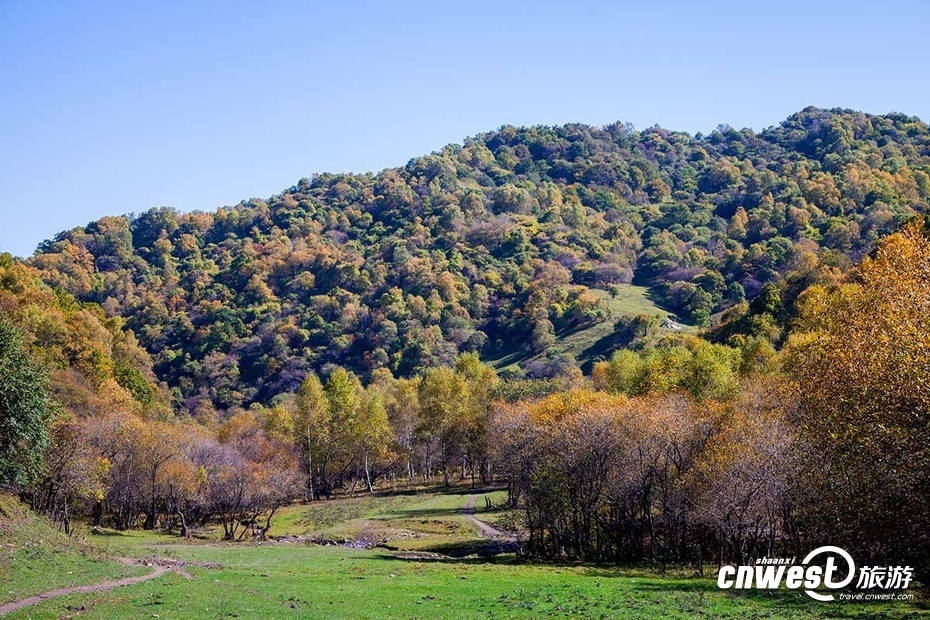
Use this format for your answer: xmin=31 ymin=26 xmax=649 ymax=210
xmin=27 ymin=108 xmax=930 ymax=413
xmin=0 ymin=254 xmax=169 ymax=485
xmin=495 ymin=382 xmax=793 ymax=567
xmin=30 ymin=411 xmax=299 ymax=539
xmin=14 ymin=350 xmax=503 ymax=539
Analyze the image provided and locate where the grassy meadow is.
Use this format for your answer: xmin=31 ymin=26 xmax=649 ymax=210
xmin=487 ymin=284 xmax=696 ymax=374
xmin=1 ymin=488 xmax=927 ymax=619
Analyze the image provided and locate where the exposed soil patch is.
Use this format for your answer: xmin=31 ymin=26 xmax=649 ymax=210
xmin=463 ymin=494 xmax=512 ymax=539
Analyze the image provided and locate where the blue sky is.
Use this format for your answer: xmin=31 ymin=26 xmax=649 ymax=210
xmin=2 ymin=0 xmax=929 ymax=257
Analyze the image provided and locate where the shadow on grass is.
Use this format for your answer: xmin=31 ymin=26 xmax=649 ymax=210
xmin=579 ymin=331 xmax=625 ymax=374
xmin=626 ymin=580 xmax=927 ymax=616
xmin=714 ymin=587 xmax=858 ymax=614
xmin=641 ymin=288 xmax=690 ymax=328
xmin=372 ymin=551 xmax=521 ymax=566
xmin=416 ymin=539 xmax=519 ymax=558
xmin=298 ymin=507 xmax=465 ymax=523
xmin=373 ymin=551 xmax=927 ymax=616
xmin=409 ymin=485 xmax=503 ymax=497
xmin=553 ymin=316 xmax=607 ymax=340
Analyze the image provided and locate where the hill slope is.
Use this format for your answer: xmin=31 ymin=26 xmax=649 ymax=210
xmin=0 ymin=494 xmax=144 ymax=606
xmin=0 ymin=255 xmax=167 ymax=420
xmin=27 ymin=107 xmax=930 ymax=412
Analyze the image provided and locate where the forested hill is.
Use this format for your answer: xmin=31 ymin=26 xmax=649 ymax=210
xmin=27 ymin=107 xmax=930 ymax=413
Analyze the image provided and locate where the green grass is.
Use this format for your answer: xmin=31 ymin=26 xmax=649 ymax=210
xmin=2 ymin=489 xmax=927 ymax=619
xmin=0 ymin=495 xmax=146 ymax=606
xmin=486 ymin=285 xmax=697 ymax=374
xmin=6 ymin=544 xmax=926 ymax=619
xmin=270 ymin=486 xmax=508 ymax=550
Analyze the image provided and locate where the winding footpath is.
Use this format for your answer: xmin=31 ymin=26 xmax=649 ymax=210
xmin=463 ymin=494 xmax=512 ymax=539
xmin=0 ymin=558 xmax=178 ymax=616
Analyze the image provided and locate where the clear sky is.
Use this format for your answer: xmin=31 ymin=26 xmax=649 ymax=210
xmin=2 ymin=0 xmax=929 ymax=257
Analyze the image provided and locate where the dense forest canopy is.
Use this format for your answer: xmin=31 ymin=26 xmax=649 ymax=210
xmin=26 ymin=107 xmax=930 ymax=415
xmin=2 ymin=107 xmax=930 ymax=576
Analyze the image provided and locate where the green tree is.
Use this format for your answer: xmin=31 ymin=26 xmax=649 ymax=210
xmin=0 ymin=318 xmax=54 ymax=485
xmin=322 ymin=367 xmax=361 ymax=494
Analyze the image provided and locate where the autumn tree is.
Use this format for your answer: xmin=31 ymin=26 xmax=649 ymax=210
xmin=417 ymin=367 xmax=467 ymax=485
xmin=31 ymin=417 xmax=107 ymax=534
xmin=354 ymin=389 xmax=392 ymax=493
xmin=139 ymin=420 xmax=179 ymax=529
xmin=592 ymin=339 xmax=740 ymax=401
xmin=386 ymin=377 xmax=421 ymax=481
xmin=83 ymin=410 xmax=146 ymax=529
xmin=293 ymin=372 xmax=328 ymax=500
xmin=786 ymin=218 xmax=930 ymax=575
xmin=454 ymin=353 xmax=499 ymax=484
xmin=689 ymin=378 xmax=798 ymax=565
xmin=321 ymin=367 xmax=362 ymax=494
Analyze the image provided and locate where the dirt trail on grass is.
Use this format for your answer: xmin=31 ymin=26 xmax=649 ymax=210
xmin=463 ymin=494 xmax=511 ymax=539
xmin=0 ymin=557 xmax=187 ymax=616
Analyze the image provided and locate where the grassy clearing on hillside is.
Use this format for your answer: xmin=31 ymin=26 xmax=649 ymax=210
xmin=2 ymin=489 xmax=927 ymax=619
xmin=0 ymin=495 xmax=145 ymax=606
xmin=487 ymin=285 xmax=697 ymax=374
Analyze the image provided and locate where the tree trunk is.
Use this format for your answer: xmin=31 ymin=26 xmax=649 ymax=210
xmin=364 ymin=451 xmax=373 ymax=494
xmin=60 ymin=502 xmax=71 ymax=536
xmin=145 ymin=470 xmax=158 ymax=530
xmin=306 ymin=434 xmax=315 ymax=501
xmin=177 ymin=507 xmax=190 ymax=538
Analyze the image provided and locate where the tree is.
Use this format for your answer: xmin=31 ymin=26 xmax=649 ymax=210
xmin=139 ymin=420 xmax=180 ymax=529
xmin=354 ymin=390 xmax=392 ymax=493
xmin=211 ymin=412 xmax=301 ymax=540
xmin=418 ymin=367 xmax=467 ymax=485
xmin=689 ymin=378 xmax=797 ymax=564
xmin=83 ymin=410 xmax=146 ymax=529
xmin=31 ymin=417 xmax=107 ymax=534
xmin=26 ymin=110 xmax=930 ymax=410
xmin=293 ymin=373 xmax=328 ymax=500
xmin=679 ymin=341 xmax=740 ymax=402
xmin=0 ymin=318 xmax=54 ymax=486
xmin=322 ymin=367 xmax=361 ymax=494
xmin=455 ymin=353 xmax=499 ymax=484
xmin=786 ymin=219 xmax=930 ymax=576
xmin=386 ymin=377 xmax=420 ymax=481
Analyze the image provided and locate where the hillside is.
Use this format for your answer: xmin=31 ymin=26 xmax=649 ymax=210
xmin=0 ymin=494 xmax=144 ymax=607
xmin=0 ymin=255 xmax=168 ymax=420
xmin=27 ymin=107 xmax=930 ymax=413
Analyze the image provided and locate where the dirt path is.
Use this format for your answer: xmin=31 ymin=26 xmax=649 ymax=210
xmin=0 ymin=558 xmax=183 ymax=616
xmin=463 ymin=494 xmax=510 ymax=539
